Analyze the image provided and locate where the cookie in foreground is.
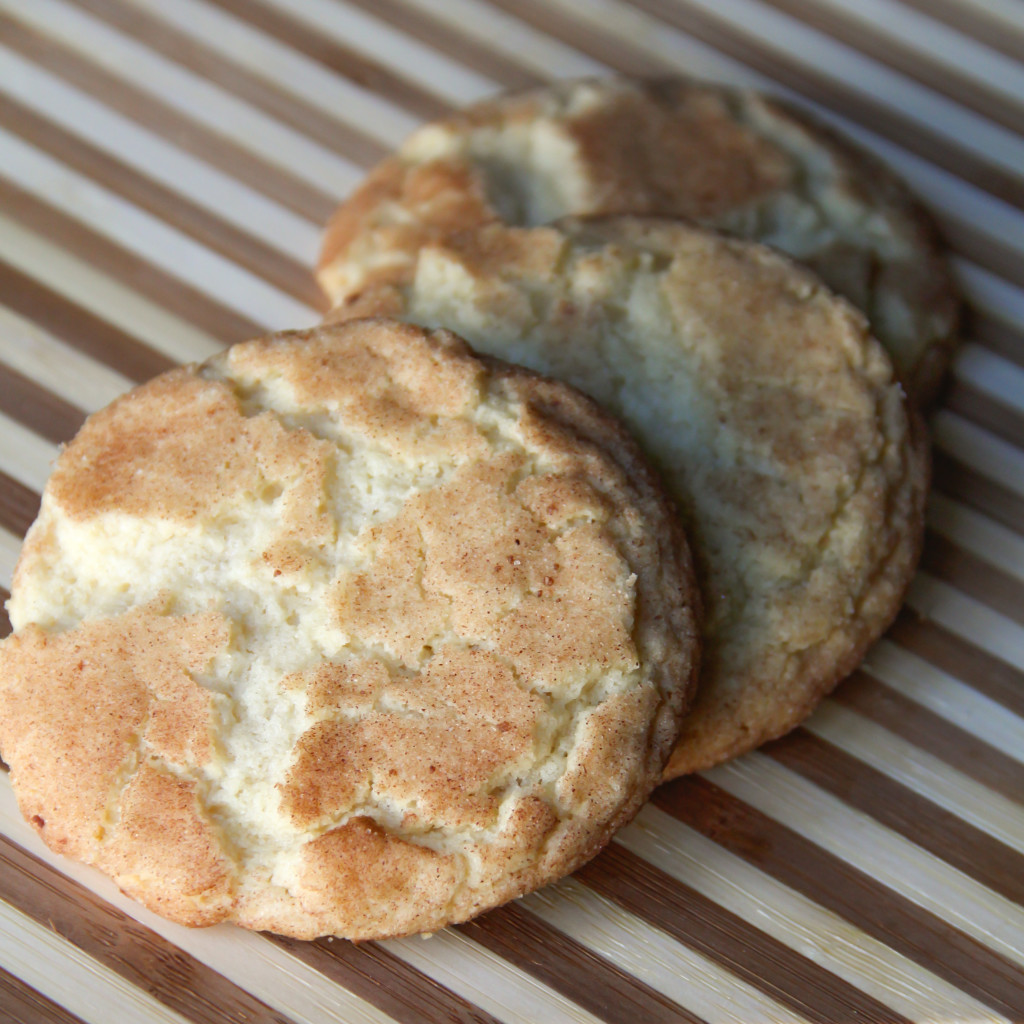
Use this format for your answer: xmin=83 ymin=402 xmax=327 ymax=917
xmin=331 ymin=217 xmax=929 ymax=778
xmin=0 ymin=319 xmax=700 ymax=938
xmin=318 ymin=75 xmax=958 ymax=406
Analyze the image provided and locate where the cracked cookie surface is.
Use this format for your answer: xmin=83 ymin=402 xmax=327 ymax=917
xmin=318 ymin=76 xmax=958 ymax=405
xmin=329 ymin=218 xmax=929 ymax=778
xmin=0 ymin=319 xmax=699 ymax=939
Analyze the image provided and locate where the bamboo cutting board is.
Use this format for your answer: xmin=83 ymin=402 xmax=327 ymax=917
xmin=1 ymin=0 xmax=1023 ymax=1021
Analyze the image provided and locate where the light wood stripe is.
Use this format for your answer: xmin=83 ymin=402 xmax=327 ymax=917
xmin=0 ymin=900 xmax=193 ymax=1024
xmin=927 ymin=494 xmax=1024 ymax=581
xmin=655 ymin=777 xmax=1023 ymax=1020
xmin=123 ymin=0 xmax=424 ymax=144
xmin=261 ymin=0 xmax=498 ymax=105
xmin=0 ymin=0 xmax=365 ymax=197
xmin=206 ymin=0 xmax=463 ymax=117
xmin=0 ymin=0 xmax=1021 ymax=1017
xmin=77 ymin=0 xmax=399 ymax=161
xmin=0 ymin=470 xmax=40 ymax=540
xmin=620 ymin=0 xmax=1024 ymax=210
xmin=382 ymin=929 xmax=607 ymax=1024
xmin=974 ymin=309 xmax=1024 ymax=370
xmin=833 ymin=669 xmax=1024 ymax=805
xmin=895 ymin=0 xmax=1024 ymax=65
xmin=953 ymin=343 xmax=1024 ymax=415
xmin=0 ymin=358 xmax=87 ymax=446
xmin=758 ymin=0 xmax=1024 ymax=136
xmin=0 ymin=91 xmax=322 ymax=316
xmin=921 ymin=530 xmax=1024 ymax=627
xmin=663 ymin=0 xmax=1024 ymax=188
xmin=864 ymin=638 xmax=1024 ymax=764
xmin=0 ymin=306 xmax=131 ymax=415
xmin=267 ymin=936 xmax=506 ymax=1024
xmin=0 ymin=10 xmax=335 ymax=223
xmin=523 ymin=879 xmax=806 ymax=1024
xmin=0 ymin=214 xmax=218 ymax=366
xmin=0 ymin=44 xmax=321 ymax=267
xmin=0 ymin=179 xmax=264 ymax=348
xmin=0 ymin=529 xmax=20 ymax=590
xmin=932 ymin=451 xmax=1024 ymax=539
xmin=0 ymin=962 xmax=88 ymax=1024
xmin=457 ymin=904 xmax=704 ymax=1024
xmin=946 ymin=379 xmax=1024 ymax=452
xmin=888 ymin=609 xmax=1024 ymax=720
xmin=802 ymin=702 xmax=1024 ymax=853
xmin=0 ymin=412 xmax=58 ymax=496
xmin=0 ymin=782 xmax=400 ymax=1024
xmin=0 ymin=835 xmax=300 ymax=1024
xmin=396 ymin=0 xmax=606 ymax=79
xmin=957 ymin=259 xmax=1024 ymax=332
xmin=0 ymin=125 xmax=316 ymax=330
xmin=932 ymin=411 xmax=1024 ymax=500
xmin=341 ymin=0 xmax=540 ymax=91
xmin=601 ymin=818 xmax=972 ymax=1023
xmin=709 ymin=753 xmax=1024 ymax=966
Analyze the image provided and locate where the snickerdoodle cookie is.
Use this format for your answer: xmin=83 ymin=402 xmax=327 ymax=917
xmin=0 ymin=319 xmax=699 ymax=937
xmin=329 ymin=217 xmax=928 ymax=777
xmin=318 ymin=76 xmax=957 ymax=404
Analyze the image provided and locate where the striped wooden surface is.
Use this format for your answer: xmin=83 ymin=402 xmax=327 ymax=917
xmin=0 ymin=0 xmax=1022 ymax=1020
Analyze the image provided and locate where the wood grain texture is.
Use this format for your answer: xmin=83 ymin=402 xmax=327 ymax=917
xmin=74 ymin=0 xmax=391 ymax=166
xmin=579 ymin=843 xmax=909 ymax=1024
xmin=0 ymin=0 xmax=1022 ymax=1020
xmin=835 ymin=670 xmax=1024 ymax=805
xmin=458 ymin=903 xmax=706 ymax=1024
xmin=0 ymin=10 xmax=337 ymax=223
xmin=0 ymin=836 xmax=298 ymax=1024
xmin=0 ymin=361 xmax=86 ymax=445
xmin=270 ymin=935 xmax=500 ymax=1024
xmin=0 ymin=964 xmax=87 ymax=1024
xmin=0 ymin=260 xmax=176 ymax=383
xmin=657 ymin=776 xmax=1024 ymax=1019
xmin=765 ymin=730 xmax=1024 ymax=907
xmin=623 ymin=0 xmax=1024 ymax=210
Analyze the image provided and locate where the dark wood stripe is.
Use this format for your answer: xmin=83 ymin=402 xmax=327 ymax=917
xmin=657 ymin=775 xmax=1024 ymax=1019
xmin=921 ymin=529 xmax=1024 ymax=627
xmin=206 ymin=0 xmax=451 ymax=122
xmin=0 ymin=11 xmax=337 ymax=223
xmin=74 ymin=0 xmax=390 ymax=167
xmin=619 ymin=0 xmax=1024 ymax=212
xmin=0 ymin=263 xmax=174 ymax=384
xmin=270 ymin=934 xmax=500 ymax=1024
xmin=943 ymin=217 xmax=1024 ymax=293
xmin=486 ymin=0 xmax=671 ymax=76
xmin=834 ymin=670 xmax=1024 ymax=805
xmin=889 ymin=607 xmax=1024 ymax=719
xmin=0 ymin=834 xmax=298 ymax=1024
xmin=0 ymin=964 xmax=86 ymax=1024
xmin=0 ymin=589 xmax=11 ymax=639
xmin=0 ymin=94 xmax=323 ymax=312
xmin=757 ymin=0 xmax=1024 ymax=138
xmin=0 ymin=472 xmax=39 ymax=540
xmin=972 ymin=310 xmax=1024 ymax=371
xmin=342 ymin=0 xmax=541 ymax=91
xmin=0 ymin=360 xmax=87 ymax=445
xmin=0 ymin=179 xmax=261 ymax=349
xmin=459 ymin=902 xmax=705 ymax=1024
xmin=765 ymin=728 xmax=1024 ymax=906
xmin=579 ymin=842 xmax=909 ymax=1024
xmin=945 ymin=377 xmax=1024 ymax=452
xmin=894 ymin=0 xmax=1024 ymax=67
xmin=933 ymin=450 xmax=1024 ymax=539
